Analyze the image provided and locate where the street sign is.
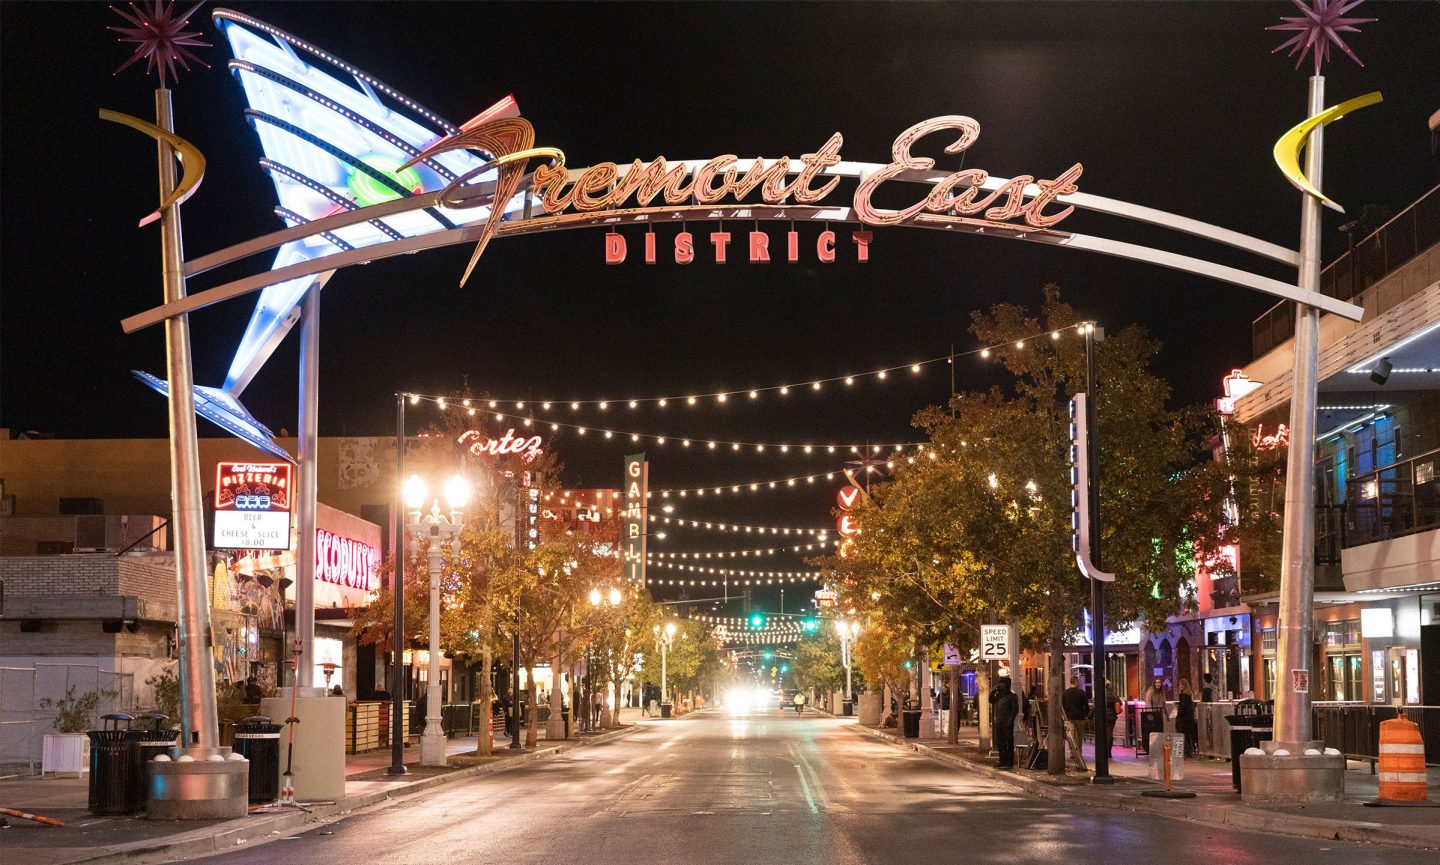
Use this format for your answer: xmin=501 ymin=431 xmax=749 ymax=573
xmin=980 ymin=624 xmax=1016 ymax=662
xmin=942 ymin=642 xmax=961 ymax=666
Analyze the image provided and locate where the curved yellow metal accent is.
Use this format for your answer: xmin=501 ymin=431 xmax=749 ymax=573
xmin=1273 ymin=91 xmax=1382 ymax=213
xmin=99 ymin=108 xmax=207 ymax=227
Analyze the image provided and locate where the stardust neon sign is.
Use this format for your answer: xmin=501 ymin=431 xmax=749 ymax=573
xmin=315 ymin=529 xmax=378 ymax=591
xmin=459 ymin=428 xmax=544 ymax=462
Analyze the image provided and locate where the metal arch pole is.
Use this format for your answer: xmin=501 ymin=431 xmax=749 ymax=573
xmin=1086 ymin=323 xmax=1113 ymax=784
xmin=1274 ymin=75 xmax=1326 ymax=748
xmin=421 ymin=525 xmax=447 ymax=765
xmin=389 ymin=394 xmax=407 ymax=774
xmin=155 ymin=88 xmax=219 ymax=749
xmin=295 ymin=285 xmax=319 ymax=691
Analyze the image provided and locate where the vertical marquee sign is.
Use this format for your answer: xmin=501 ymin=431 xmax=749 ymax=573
xmin=214 ymin=462 xmax=292 ymax=550
xmin=622 ymin=454 xmax=649 ymax=588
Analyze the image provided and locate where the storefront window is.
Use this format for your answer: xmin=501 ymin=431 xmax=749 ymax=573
xmin=1261 ymin=628 xmax=1277 ymax=654
xmin=1263 ymin=659 xmax=1277 ymax=700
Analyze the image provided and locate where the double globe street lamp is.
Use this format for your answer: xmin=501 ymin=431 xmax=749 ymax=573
xmin=834 ymin=619 xmax=862 ymax=712
xmin=403 ymin=473 xmax=469 ymax=767
xmin=654 ymin=621 xmax=677 ymax=717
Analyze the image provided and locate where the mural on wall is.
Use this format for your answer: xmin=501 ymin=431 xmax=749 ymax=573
xmin=337 ymin=436 xmax=382 ymax=490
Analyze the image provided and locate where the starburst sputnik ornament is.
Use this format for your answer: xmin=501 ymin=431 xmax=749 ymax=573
xmin=109 ymin=1 xmax=210 ymax=87
xmin=1267 ymin=0 xmax=1375 ymax=74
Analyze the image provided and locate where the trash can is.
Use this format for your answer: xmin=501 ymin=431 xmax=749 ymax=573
xmin=1137 ymin=709 xmax=1164 ymax=755
xmin=87 ymin=713 xmax=135 ymax=815
xmin=561 ymin=709 xmax=570 ymax=738
xmin=843 ymin=700 xmax=854 ymax=717
xmin=661 ymin=702 xmax=673 ymax=718
xmin=902 ymin=709 xmax=922 ymax=738
xmin=129 ymin=714 xmax=178 ymax=812
xmin=1224 ymin=700 xmax=1274 ymax=792
xmin=233 ymin=715 xmax=283 ymax=803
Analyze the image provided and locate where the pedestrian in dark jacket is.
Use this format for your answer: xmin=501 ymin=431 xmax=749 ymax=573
xmin=1176 ymin=680 xmax=1198 ymax=756
xmin=992 ymin=677 xmax=1020 ymax=769
xmin=1060 ymin=677 xmax=1090 ymax=771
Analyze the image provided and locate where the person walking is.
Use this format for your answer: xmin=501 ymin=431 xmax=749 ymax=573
xmin=992 ymin=677 xmax=1020 ymax=769
xmin=1176 ymin=679 xmax=1198 ymax=756
xmin=1102 ymin=678 xmax=1120 ymax=750
xmin=1060 ymin=676 xmax=1090 ymax=772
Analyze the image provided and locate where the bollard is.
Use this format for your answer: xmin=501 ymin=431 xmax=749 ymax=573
xmin=1377 ymin=715 xmax=1428 ymax=803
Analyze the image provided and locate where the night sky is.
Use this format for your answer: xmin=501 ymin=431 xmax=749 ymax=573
xmin=3 ymin=2 xmax=1438 ymax=608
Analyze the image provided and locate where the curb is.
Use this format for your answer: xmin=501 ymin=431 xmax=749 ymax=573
xmin=848 ymin=722 xmax=1440 ymax=850
xmin=55 ymin=725 xmax=642 ymax=865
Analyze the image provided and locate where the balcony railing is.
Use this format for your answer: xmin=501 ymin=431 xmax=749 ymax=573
xmin=1345 ymin=446 xmax=1440 ymax=546
xmin=1253 ymin=184 xmax=1440 ymax=358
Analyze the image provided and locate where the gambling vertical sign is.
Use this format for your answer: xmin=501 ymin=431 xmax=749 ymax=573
xmin=622 ymin=454 xmax=649 ymax=588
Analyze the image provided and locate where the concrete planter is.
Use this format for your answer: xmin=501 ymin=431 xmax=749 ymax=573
xmin=42 ymin=732 xmax=90 ymax=776
xmin=858 ymin=693 xmax=883 ymax=726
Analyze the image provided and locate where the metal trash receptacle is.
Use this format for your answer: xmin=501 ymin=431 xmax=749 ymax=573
xmin=87 ymin=713 xmax=136 ymax=815
xmin=902 ymin=709 xmax=922 ymax=738
xmin=1138 ymin=709 xmax=1164 ymax=755
xmin=843 ymin=700 xmax=854 ymax=717
xmin=660 ymin=702 xmax=673 ymax=719
xmin=233 ymin=715 xmax=283 ymax=803
xmin=130 ymin=713 xmax=178 ymax=812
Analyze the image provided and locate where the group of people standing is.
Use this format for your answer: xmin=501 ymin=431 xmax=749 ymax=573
xmin=989 ymin=672 xmax=1204 ymax=769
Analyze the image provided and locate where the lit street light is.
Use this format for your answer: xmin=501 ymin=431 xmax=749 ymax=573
xmin=655 ymin=621 xmax=677 ymax=717
xmin=404 ymin=472 xmax=469 ymax=767
xmin=835 ymin=619 xmax=861 ymax=712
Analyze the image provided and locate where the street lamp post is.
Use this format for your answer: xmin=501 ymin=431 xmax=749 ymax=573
xmin=404 ymin=473 xmax=469 ymax=767
xmin=656 ymin=622 xmax=676 ymax=716
xmin=835 ymin=620 xmax=861 ymax=707
xmin=589 ymin=586 xmax=622 ymax=729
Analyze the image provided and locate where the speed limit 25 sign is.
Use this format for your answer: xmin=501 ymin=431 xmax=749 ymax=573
xmin=980 ymin=624 xmax=1017 ymax=662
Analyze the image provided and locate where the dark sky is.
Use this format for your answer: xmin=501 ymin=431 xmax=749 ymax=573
xmin=3 ymin=2 xmax=1438 ymax=608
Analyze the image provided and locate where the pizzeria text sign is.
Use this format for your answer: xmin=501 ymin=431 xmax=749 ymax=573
xmin=214 ymin=462 xmax=292 ymax=550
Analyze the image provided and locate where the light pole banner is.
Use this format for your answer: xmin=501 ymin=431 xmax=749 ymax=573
xmin=623 ymin=453 xmax=648 ymax=588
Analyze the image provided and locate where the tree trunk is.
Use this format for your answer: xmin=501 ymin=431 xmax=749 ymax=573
xmin=882 ymin=683 xmax=891 ymax=728
xmin=1046 ymin=617 xmax=1066 ymax=775
xmin=948 ymin=664 xmax=961 ymax=745
xmin=477 ymin=642 xmax=493 ymax=756
xmin=525 ymin=683 xmax=538 ymax=747
xmin=547 ymin=641 xmax=565 ymax=740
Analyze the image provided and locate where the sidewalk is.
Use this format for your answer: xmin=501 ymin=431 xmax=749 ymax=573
xmin=0 ymin=713 xmax=648 ymax=865
xmin=846 ymin=716 xmax=1440 ymax=850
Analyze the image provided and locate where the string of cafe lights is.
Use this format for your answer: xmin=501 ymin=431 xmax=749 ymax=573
xmin=649 ymin=510 xmax=829 ymax=536
xmin=648 ymin=456 xmax=906 ymax=498
xmin=434 ymin=406 xmax=924 ymax=455
xmin=646 ymin=559 xmax=824 ymax=580
xmin=644 ymin=574 xmax=820 ymax=587
xmin=690 ymin=613 xmax=801 ymax=627
xmin=650 ymin=542 xmax=833 ymax=559
xmin=411 ymin=322 xmax=1089 ymax=411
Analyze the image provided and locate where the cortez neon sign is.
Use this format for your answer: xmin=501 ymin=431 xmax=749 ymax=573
xmin=459 ymin=428 xmax=544 ymax=462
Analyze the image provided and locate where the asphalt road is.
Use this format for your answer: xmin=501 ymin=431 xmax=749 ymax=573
xmin=193 ymin=709 xmax=1431 ymax=865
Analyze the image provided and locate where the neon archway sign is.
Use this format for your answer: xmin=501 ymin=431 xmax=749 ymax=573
xmin=119 ymin=9 xmax=1363 ymax=460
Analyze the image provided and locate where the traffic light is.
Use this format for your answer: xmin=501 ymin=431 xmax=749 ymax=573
xmin=903 ymin=660 xmax=914 ymax=670
xmin=781 ymin=664 xmax=789 ymax=673
xmin=763 ymin=650 xmax=773 ymax=660
xmin=802 ymin=617 xmax=818 ymax=633
xmin=749 ymin=612 xmax=767 ymax=629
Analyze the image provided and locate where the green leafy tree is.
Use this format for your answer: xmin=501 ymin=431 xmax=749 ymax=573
xmin=828 ymin=286 xmax=1216 ymax=772
xmin=790 ymin=631 xmax=844 ymax=695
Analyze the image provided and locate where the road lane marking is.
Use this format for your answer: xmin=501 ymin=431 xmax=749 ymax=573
xmin=794 ymin=764 xmax=818 ymax=814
